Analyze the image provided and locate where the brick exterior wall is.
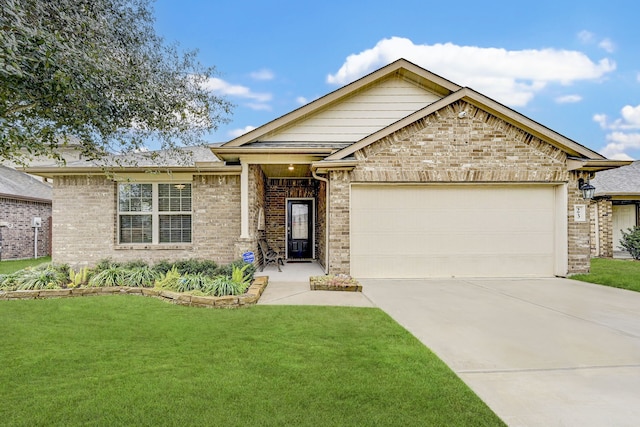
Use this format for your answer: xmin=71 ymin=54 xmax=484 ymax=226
xmin=52 ymin=174 xmax=241 ymax=268
xmin=590 ymin=198 xmax=613 ymax=257
xmin=328 ymin=170 xmax=351 ymax=275
xmin=0 ymin=197 xmax=51 ymax=260
xmin=326 ymin=100 xmax=591 ymax=275
xmin=265 ymin=178 xmax=318 ymax=258
xmin=567 ymin=173 xmax=592 ymax=274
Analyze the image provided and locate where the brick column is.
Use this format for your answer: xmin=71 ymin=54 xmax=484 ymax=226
xmin=328 ymin=170 xmax=351 ymax=275
xmin=567 ymin=172 xmax=592 ymax=274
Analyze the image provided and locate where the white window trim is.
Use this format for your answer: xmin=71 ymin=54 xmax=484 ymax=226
xmin=117 ymin=182 xmax=192 ymax=245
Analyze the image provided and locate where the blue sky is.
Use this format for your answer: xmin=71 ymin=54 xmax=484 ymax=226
xmin=154 ymin=0 xmax=640 ymax=160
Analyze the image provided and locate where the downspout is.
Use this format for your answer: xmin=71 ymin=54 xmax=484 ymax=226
xmin=311 ymin=168 xmax=329 ymax=274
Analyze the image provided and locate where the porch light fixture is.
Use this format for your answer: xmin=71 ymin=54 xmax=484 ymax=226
xmin=578 ymin=178 xmax=596 ymax=200
xmin=288 ymin=164 xmax=294 ymax=171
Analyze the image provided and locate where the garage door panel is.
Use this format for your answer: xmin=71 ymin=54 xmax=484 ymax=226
xmin=351 ymin=185 xmax=557 ymax=278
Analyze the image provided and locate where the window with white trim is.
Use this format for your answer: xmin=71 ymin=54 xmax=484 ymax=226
xmin=118 ymin=183 xmax=192 ymax=244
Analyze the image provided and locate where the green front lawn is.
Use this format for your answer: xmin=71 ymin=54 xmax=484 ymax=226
xmin=571 ymin=257 xmax=640 ymax=292
xmin=0 ymin=256 xmax=51 ymax=274
xmin=0 ymin=297 xmax=504 ymax=426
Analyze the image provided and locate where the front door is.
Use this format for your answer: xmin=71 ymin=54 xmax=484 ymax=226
xmin=287 ymin=200 xmax=313 ymax=259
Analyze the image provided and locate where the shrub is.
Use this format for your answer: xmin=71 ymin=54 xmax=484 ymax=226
xmin=217 ymin=259 xmax=255 ymax=281
xmin=94 ymin=259 xmax=120 ymax=271
xmin=620 ymin=226 xmax=640 ymax=260
xmin=69 ymin=267 xmax=90 ymax=288
xmin=122 ymin=267 xmax=159 ymax=288
xmin=208 ymin=276 xmax=247 ymax=296
xmin=14 ymin=264 xmax=70 ymax=290
xmin=172 ymin=259 xmax=218 ymax=276
xmin=152 ymin=260 xmax=174 ymax=275
xmin=122 ymin=260 xmax=150 ymax=270
xmin=0 ymin=273 xmax=19 ymax=291
xmin=88 ymin=266 xmax=127 ymax=287
xmin=154 ymin=266 xmax=182 ymax=290
xmin=177 ymin=273 xmax=213 ymax=293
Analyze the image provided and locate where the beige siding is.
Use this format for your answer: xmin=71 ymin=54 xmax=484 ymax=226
xmin=263 ymin=77 xmax=441 ymax=143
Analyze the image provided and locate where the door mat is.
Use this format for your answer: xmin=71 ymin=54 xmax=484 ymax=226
xmin=287 ymin=260 xmax=312 ymax=263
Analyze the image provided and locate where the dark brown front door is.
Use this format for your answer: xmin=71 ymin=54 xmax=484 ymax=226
xmin=287 ymin=200 xmax=313 ymax=259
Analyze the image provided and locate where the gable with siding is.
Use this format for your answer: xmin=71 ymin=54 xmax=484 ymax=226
xmin=261 ymin=76 xmax=443 ymax=143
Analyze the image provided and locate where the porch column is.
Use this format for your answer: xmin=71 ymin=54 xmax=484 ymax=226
xmin=240 ymin=161 xmax=250 ymax=239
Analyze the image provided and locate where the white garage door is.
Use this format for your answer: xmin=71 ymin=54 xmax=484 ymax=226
xmin=351 ymin=185 xmax=560 ymax=278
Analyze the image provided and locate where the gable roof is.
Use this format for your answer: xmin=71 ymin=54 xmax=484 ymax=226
xmin=218 ymin=58 xmax=612 ymax=167
xmin=591 ymin=160 xmax=640 ymax=196
xmin=221 ymin=59 xmax=461 ymax=148
xmin=0 ymin=165 xmax=52 ymax=202
xmin=324 ymin=86 xmax=605 ymax=161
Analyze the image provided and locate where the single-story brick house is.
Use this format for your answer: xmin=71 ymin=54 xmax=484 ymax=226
xmin=0 ymin=165 xmax=52 ymax=260
xmin=27 ymin=59 xmax=630 ymax=278
xmin=590 ymin=160 xmax=640 ymax=257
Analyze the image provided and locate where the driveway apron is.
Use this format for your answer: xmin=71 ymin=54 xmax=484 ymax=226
xmin=361 ymin=278 xmax=640 ymax=427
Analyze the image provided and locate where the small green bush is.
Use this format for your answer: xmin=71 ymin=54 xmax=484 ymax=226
xmin=217 ymin=259 xmax=255 ymax=281
xmin=14 ymin=264 xmax=70 ymax=290
xmin=154 ymin=266 xmax=182 ymax=290
xmin=177 ymin=273 xmax=214 ymax=293
xmin=620 ymin=226 xmax=640 ymax=260
xmin=121 ymin=260 xmax=150 ymax=270
xmin=151 ymin=260 xmax=174 ymax=275
xmin=88 ymin=266 xmax=127 ymax=287
xmin=0 ymin=273 xmax=19 ymax=290
xmin=172 ymin=259 xmax=218 ymax=276
xmin=209 ymin=276 xmax=247 ymax=296
xmin=122 ymin=267 xmax=159 ymax=288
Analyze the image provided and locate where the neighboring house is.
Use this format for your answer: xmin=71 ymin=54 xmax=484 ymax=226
xmin=590 ymin=160 xmax=640 ymax=257
xmin=0 ymin=165 xmax=52 ymax=260
xmin=27 ymin=59 xmax=629 ymax=278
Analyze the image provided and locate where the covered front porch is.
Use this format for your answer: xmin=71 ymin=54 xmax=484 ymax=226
xmin=237 ymin=160 xmax=328 ymax=272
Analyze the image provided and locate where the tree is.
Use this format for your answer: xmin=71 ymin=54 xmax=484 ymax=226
xmin=619 ymin=226 xmax=640 ymax=260
xmin=0 ymin=0 xmax=231 ymax=165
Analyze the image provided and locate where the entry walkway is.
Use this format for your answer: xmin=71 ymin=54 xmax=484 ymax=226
xmin=260 ymin=274 xmax=640 ymax=427
xmin=255 ymin=261 xmax=374 ymax=307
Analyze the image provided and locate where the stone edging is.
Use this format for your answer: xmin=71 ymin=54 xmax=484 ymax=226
xmin=309 ymin=276 xmax=362 ymax=292
xmin=0 ymin=276 xmax=269 ymax=308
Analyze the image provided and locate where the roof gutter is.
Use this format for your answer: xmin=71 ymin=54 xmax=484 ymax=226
xmin=23 ymin=164 xmax=240 ymax=179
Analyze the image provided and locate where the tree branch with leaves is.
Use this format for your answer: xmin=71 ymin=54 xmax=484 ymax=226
xmin=0 ymin=0 xmax=232 ymax=165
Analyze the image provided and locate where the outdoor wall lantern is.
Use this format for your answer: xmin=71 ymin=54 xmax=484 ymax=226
xmin=578 ymin=178 xmax=596 ymax=200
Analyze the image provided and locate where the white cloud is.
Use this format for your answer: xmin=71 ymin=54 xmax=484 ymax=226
xmin=578 ymin=30 xmax=616 ymax=53
xmin=600 ymin=132 xmax=640 ymax=160
xmin=578 ymin=30 xmax=595 ymax=44
xmin=228 ymin=125 xmax=256 ymax=138
xmin=598 ymin=38 xmax=616 ymax=53
xmin=250 ymin=69 xmax=275 ymax=81
xmin=593 ymin=113 xmax=608 ymax=129
xmin=296 ymin=96 xmax=309 ymax=105
xmin=246 ymin=103 xmax=272 ymax=111
xmin=326 ymin=37 xmax=615 ymax=107
xmin=555 ymin=94 xmax=582 ymax=104
xmin=637 ymin=72 xmax=640 ymax=83
xmin=201 ymin=77 xmax=272 ymax=103
xmin=593 ymin=104 xmax=640 ymax=130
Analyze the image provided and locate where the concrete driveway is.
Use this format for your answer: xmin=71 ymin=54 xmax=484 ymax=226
xmin=361 ymin=278 xmax=640 ymax=427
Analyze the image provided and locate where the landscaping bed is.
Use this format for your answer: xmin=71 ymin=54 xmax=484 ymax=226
xmin=310 ymin=274 xmax=362 ymax=292
xmin=0 ymin=258 xmax=267 ymax=308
